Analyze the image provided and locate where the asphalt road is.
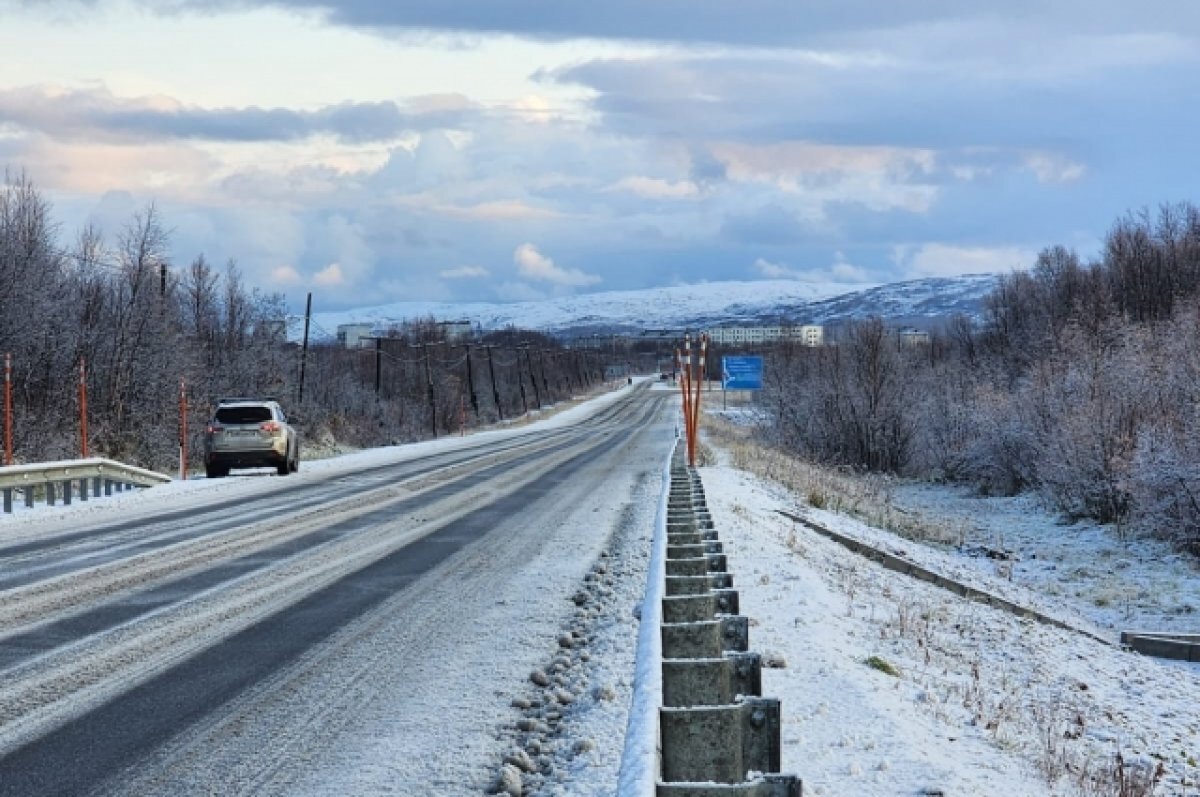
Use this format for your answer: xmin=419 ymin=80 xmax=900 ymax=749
xmin=0 ymin=384 xmax=673 ymax=795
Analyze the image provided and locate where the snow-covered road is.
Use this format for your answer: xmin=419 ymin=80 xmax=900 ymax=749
xmin=0 ymin=382 xmax=674 ymax=796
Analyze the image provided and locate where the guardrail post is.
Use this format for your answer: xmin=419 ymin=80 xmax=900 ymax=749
xmin=63 ymin=480 xmax=72 ymax=505
xmin=3 ymin=487 xmax=11 ymax=514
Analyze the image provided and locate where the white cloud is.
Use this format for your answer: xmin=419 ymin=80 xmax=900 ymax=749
xmin=313 ymin=262 xmax=345 ymax=286
xmin=894 ymin=243 xmax=1034 ymax=278
xmin=513 ymin=243 xmax=600 ymax=287
xmin=271 ymin=264 xmax=302 ymax=284
xmin=1022 ymin=152 xmax=1086 ymax=184
xmin=754 ymin=257 xmax=798 ymax=279
xmin=830 ymin=250 xmax=870 ymax=282
xmin=433 ymin=200 xmax=562 ymax=221
xmin=609 ymin=176 xmax=701 ymax=199
xmin=754 ymin=252 xmax=872 ymax=283
xmin=440 ymin=265 xmax=489 ymax=279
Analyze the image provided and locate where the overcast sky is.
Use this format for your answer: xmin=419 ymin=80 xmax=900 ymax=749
xmin=2 ymin=1 xmax=1198 ymax=310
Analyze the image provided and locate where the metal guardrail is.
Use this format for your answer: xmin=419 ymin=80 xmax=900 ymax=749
xmin=0 ymin=458 xmax=171 ymax=513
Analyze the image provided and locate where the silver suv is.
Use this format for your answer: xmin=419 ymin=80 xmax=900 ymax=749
xmin=203 ymin=398 xmax=300 ymax=478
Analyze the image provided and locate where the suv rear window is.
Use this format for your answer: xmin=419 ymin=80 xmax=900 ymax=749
xmin=215 ymin=406 xmax=273 ymax=424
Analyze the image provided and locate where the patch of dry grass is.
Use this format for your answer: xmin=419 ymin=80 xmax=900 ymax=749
xmin=703 ymin=415 xmax=963 ymax=547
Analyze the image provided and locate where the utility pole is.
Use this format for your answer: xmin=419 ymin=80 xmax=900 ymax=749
xmin=374 ymin=336 xmax=383 ymax=396
xmin=179 ymin=378 xmax=188 ymax=480
xmin=516 ymin=348 xmax=528 ymax=415
xmin=298 ymin=292 xmax=312 ymax=404
xmin=3 ymin=353 xmax=12 ymax=466
xmin=423 ymin=343 xmax=437 ymax=438
xmin=78 ymin=358 xmax=89 ymax=459
xmin=538 ymin=349 xmax=549 ymax=403
xmin=485 ymin=345 xmax=503 ymax=420
xmin=464 ymin=345 xmax=479 ymax=417
xmin=525 ymin=346 xmax=541 ymax=409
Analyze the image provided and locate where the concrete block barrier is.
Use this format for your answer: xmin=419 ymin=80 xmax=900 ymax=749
xmin=665 ymin=573 xmax=733 ymax=596
xmin=666 ymin=540 xmax=724 ymax=558
xmin=667 ymin=529 xmax=720 ymax=544
xmin=661 ymin=616 xmax=749 ymax=658
xmin=662 ymin=652 xmax=762 ymax=707
xmin=660 ymin=697 xmax=782 ymax=782
xmin=665 ymin=554 xmax=728 ymax=577
xmin=667 ymin=513 xmax=710 ymax=525
xmin=661 ymin=589 xmax=739 ymax=624
xmin=1120 ymin=631 xmax=1200 ymax=662
xmin=639 ymin=447 xmax=800 ymax=796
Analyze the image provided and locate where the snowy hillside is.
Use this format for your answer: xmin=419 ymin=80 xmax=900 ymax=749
xmin=306 ymin=274 xmax=1000 ymax=341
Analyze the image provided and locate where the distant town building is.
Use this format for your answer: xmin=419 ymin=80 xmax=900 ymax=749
xmin=436 ymin=320 xmax=474 ymax=341
xmin=705 ymin=324 xmax=823 ymax=347
xmin=337 ymin=323 xmax=375 ymax=349
xmin=898 ymin=327 xmax=931 ymax=347
xmin=258 ymin=318 xmax=288 ymax=342
xmin=795 ymin=325 xmax=824 ymax=347
xmin=605 ymin=364 xmax=630 ymax=380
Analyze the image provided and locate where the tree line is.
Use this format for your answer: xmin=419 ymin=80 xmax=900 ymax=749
xmin=0 ymin=171 xmax=607 ymax=473
xmin=765 ymin=202 xmax=1200 ymax=554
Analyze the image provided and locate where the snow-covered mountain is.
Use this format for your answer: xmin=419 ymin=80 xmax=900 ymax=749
xmin=307 ymin=274 xmax=999 ymax=341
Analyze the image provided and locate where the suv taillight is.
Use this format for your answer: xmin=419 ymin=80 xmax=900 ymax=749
xmin=206 ymin=424 xmax=223 ymax=434
xmin=260 ymin=421 xmax=281 ymax=433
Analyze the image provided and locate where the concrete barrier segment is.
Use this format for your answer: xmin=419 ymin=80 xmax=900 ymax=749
xmin=661 ymin=615 xmax=749 ymax=658
xmin=667 ymin=528 xmax=719 ymax=542
xmin=667 ymin=531 xmax=702 ymax=546
xmin=666 ymin=541 xmax=724 ymax=559
xmin=665 ymin=573 xmax=734 ymax=596
xmin=661 ymin=652 xmax=762 ymax=708
xmin=664 ymin=553 xmax=728 ymax=577
xmin=659 ymin=697 xmax=782 ymax=783
xmin=1120 ymin=631 xmax=1200 ymax=662
xmin=661 ymin=589 xmax=740 ymax=624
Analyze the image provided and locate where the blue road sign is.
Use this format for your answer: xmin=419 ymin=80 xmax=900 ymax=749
xmin=722 ymin=355 xmax=763 ymax=390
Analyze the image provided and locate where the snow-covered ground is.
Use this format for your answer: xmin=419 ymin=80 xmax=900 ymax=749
xmin=699 ymin=436 xmax=1200 ymax=796
xmin=5 ymin=381 xmax=1200 ymax=796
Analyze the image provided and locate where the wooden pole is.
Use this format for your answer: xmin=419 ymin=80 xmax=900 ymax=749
xmin=3 ymin=353 xmax=12 ymax=466
xmin=297 ymin=292 xmax=312 ymax=404
xmin=485 ymin=345 xmax=503 ymax=420
xmin=78 ymin=358 xmax=89 ymax=459
xmin=423 ymin=344 xmax=437 ymax=438
xmin=179 ymin=377 xmax=188 ymax=480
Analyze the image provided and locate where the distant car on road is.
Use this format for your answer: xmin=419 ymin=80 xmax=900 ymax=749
xmin=203 ymin=398 xmax=299 ymax=478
